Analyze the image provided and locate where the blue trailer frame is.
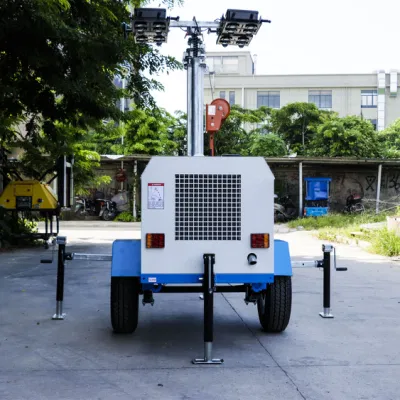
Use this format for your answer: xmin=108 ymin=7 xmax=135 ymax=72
xmin=111 ymin=238 xmax=293 ymax=286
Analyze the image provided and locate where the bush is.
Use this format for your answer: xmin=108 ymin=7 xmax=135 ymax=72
xmin=0 ymin=207 xmax=38 ymax=248
xmin=367 ymin=228 xmax=400 ymax=257
xmin=113 ymin=211 xmax=138 ymax=222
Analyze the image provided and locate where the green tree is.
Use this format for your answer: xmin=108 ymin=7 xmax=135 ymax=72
xmin=208 ymin=106 xmax=271 ymax=156
xmin=169 ymin=111 xmax=188 ymax=156
xmin=124 ymin=107 xmax=177 ymax=155
xmin=249 ymin=133 xmax=287 ymax=157
xmin=11 ymin=120 xmax=112 ymax=194
xmin=86 ymin=122 xmax=126 ymax=156
xmin=308 ymin=115 xmax=382 ymax=158
xmin=0 ymin=0 xmax=181 ymax=181
xmin=378 ymin=118 xmax=400 ymax=158
xmin=270 ymin=102 xmax=326 ymax=154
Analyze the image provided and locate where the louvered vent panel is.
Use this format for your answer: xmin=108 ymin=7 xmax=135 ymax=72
xmin=175 ymin=174 xmax=241 ymax=241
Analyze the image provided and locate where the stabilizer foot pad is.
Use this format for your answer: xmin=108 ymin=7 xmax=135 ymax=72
xmin=192 ymin=358 xmax=224 ymax=365
xmin=52 ymin=313 xmax=66 ymax=320
xmin=319 ymin=312 xmax=334 ymax=319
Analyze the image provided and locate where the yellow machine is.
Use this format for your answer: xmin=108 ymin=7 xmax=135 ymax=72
xmin=0 ymin=180 xmax=59 ymax=212
xmin=0 ymin=180 xmax=60 ymax=244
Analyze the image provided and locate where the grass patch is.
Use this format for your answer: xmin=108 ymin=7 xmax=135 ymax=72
xmin=289 ymin=211 xmax=400 ymax=257
xmin=287 ymin=212 xmax=387 ymax=230
xmin=367 ymin=228 xmax=400 ymax=257
xmin=113 ymin=211 xmax=140 ymax=222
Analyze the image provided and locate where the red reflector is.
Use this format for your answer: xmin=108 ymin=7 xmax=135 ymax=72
xmin=146 ymin=233 xmax=165 ymax=248
xmin=251 ymin=234 xmax=270 ymax=248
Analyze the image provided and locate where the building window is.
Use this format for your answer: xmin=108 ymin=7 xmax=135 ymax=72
xmin=257 ymin=91 xmax=280 ymax=108
xmin=309 ymin=90 xmax=332 ymax=109
xmin=219 ymin=91 xmax=226 ymax=99
xmin=361 ymin=90 xmax=378 ymax=108
xmin=229 ymin=91 xmax=235 ymax=105
xmin=206 ymin=56 xmax=238 ymax=74
xmin=368 ymin=119 xmax=377 ymax=130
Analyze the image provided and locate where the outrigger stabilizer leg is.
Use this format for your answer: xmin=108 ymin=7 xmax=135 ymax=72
xmin=192 ymin=254 xmax=223 ymax=365
xmin=319 ymin=244 xmax=335 ymax=319
xmin=53 ymin=236 xmax=67 ymax=320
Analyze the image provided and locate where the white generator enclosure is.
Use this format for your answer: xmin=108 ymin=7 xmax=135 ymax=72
xmin=141 ymin=156 xmax=275 ymax=277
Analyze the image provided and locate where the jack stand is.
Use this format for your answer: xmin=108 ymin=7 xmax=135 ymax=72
xmin=192 ymin=254 xmax=223 ymax=365
xmin=244 ymin=286 xmax=258 ymax=305
xmin=53 ymin=300 xmax=65 ymax=320
xmin=319 ymin=244 xmax=334 ymax=319
xmin=142 ymin=290 xmax=155 ymax=306
xmin=52 ymin=236 xmax=67 ymax=320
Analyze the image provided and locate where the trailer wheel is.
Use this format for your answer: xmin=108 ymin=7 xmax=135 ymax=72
xmin=257 ymin=276 xmax=292 ymax=333
xmin=110 ymin=277 xmax=140 ymax=334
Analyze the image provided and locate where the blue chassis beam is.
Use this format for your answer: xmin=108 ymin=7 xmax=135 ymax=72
xmin=111 ymin=239 xmax=292 ymax=292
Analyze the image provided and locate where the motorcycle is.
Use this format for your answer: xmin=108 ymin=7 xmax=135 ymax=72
xmin=274 ymin=194 xmax=297 ymax=222
xmin=74 ymin=196 xmax=105 ymax=219
xmin=100 ymin=199 xmax=117 ymax=221
xmin=343 ymin=193 xmax=365 ymax=213
xmin=100 ymin=191 xmax=129 ymax=221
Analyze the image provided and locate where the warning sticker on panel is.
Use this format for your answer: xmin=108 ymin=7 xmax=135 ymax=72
xmin=148 ymin=183 xmax=164 ymax=209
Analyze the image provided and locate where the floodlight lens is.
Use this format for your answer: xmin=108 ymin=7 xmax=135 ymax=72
xmin=226 ymin=22 xmax=239 ymax=33
xmin=244 ymin=23 xmax=258 ymax=33
xmin=134 ymin=22 xmax=147 ymax=32
xmin=136 ymin=34 xmax=147 ymax=42
xmin=154 ymin=34 xmax=166 ymax=43
xmin=237 ymin=35 xmax=249 ymax=44
xmin=220 ymin=35 xmax=231 ymax=44
xmin=153 ymin=22 xmax=167 ymax=32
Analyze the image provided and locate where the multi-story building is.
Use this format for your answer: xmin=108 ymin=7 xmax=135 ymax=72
xmin=203 ymin=51 xmax=400 ymax=131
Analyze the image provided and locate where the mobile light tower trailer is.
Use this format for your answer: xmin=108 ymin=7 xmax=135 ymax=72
xmin=43 ymin=9 xmax=346 ymax=365
xmin=112 ymin=8 xmax=292 ymax=364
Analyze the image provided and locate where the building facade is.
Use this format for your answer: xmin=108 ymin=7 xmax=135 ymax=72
xmin=203 ymin=51 xmax=400 ymax=131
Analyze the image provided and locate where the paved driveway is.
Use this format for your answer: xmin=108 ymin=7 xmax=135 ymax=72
xmin=1 ymin=222 xmax=399 ymax=399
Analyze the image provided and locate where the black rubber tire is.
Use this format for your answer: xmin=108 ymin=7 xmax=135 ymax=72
xmin=102 ymin=209 xmax=111 ymax=221
xmin=110 ymin=277 xmax=140 ymax=334
xmin=257 ymin=276 xmax=292 ymax=333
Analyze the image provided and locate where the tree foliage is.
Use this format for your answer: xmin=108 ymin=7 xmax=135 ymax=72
xmin=308 ymin=115 xmax=382 ymax=158
xmin=124 ymin=107 xmax=177 ymax=155
xmin=0 ymin=0 xmax=182 ymax=188
xmin=208 ymin=106 xmax=272 ymax=156
xmin=378 ymin=118 xmax=400 ymax=158
xmin=269 ymin=102 xmax=326 ymax=154
xmin=249 ymin=133 xmax=287 ymax=157
xmin=168 ymin=111 xmax=188 ymax=156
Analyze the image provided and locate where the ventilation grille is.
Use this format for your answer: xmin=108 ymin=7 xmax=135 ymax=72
xmin=175 ymin=174 xmax=241 ymax=241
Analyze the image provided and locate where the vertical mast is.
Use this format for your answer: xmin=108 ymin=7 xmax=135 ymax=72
xmin=184 ymin=31 xmax=206 ymax=157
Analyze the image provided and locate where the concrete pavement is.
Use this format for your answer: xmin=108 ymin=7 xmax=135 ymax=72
xmin=1 ymin=222 xmax=400 ymax=399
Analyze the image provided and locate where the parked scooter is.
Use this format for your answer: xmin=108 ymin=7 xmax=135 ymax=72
xmin=74 ymin=196 xmax=105 ymax=219
xmin=274 ymin=194 xmax=297 ymax=222
xmin=100 ymin=191 xmax=129 ymax=221
xmin=343 ymin=193 xmax=365 ymax=213
xmin=100 ymin=199 xmax=117 ymax=221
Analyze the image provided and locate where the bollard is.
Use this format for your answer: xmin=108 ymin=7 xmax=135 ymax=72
xmin=319 ymin=244 xmax=334 ymax=318
xmin=52 ymin=236 xmax=67 ymax=320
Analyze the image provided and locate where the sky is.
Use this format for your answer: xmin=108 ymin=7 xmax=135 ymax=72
xmin=144 ymin=0 xmax=400 ymax=114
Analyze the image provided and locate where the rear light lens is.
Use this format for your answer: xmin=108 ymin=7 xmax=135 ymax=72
xmin=251 ymin=234 xmax=270 ymax=248
xmin=146 ymin=233 xmax=165 ymax=248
